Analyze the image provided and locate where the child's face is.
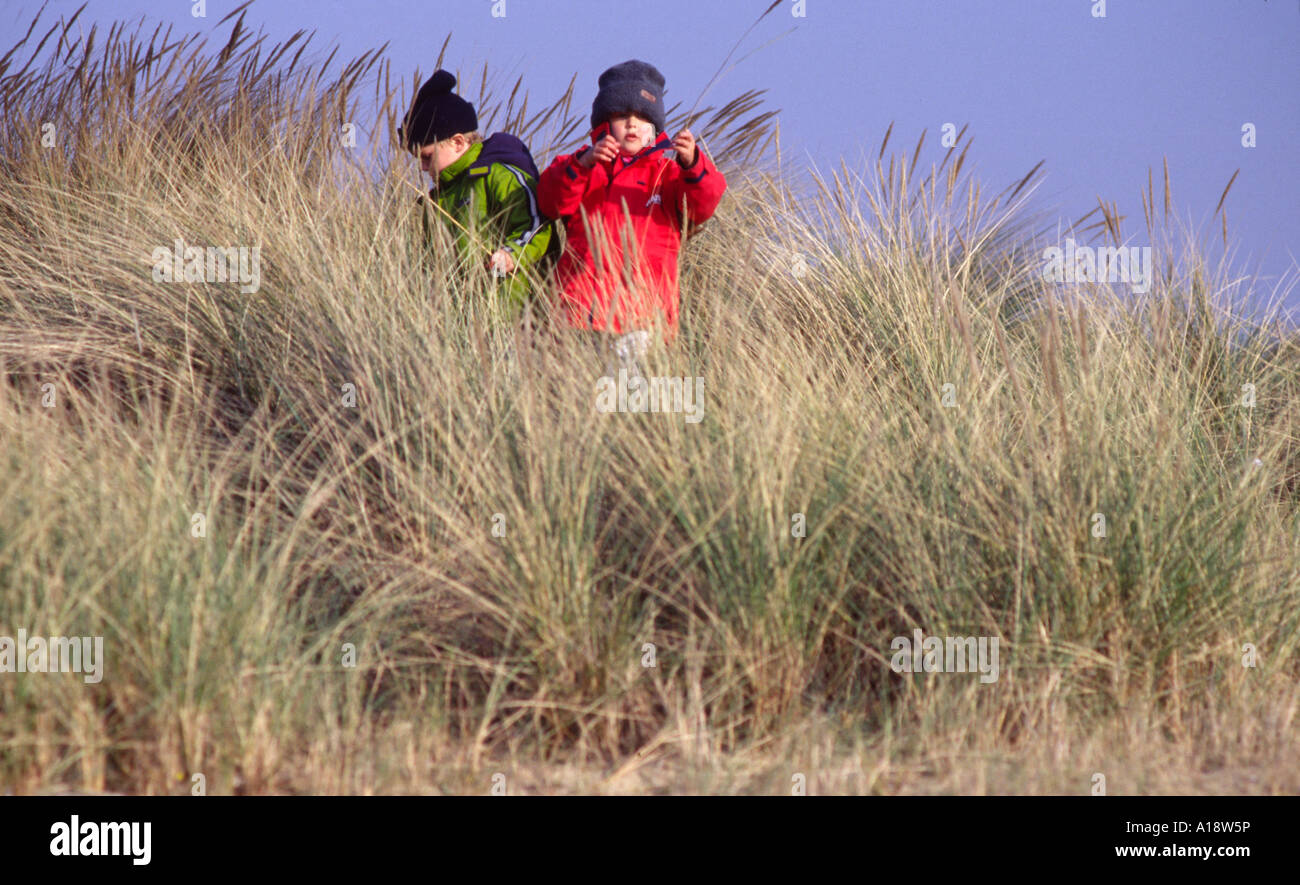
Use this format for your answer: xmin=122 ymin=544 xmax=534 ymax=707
xmin=608 ymin=112 xmax=655 ymax=156
xmin=418 ymin=133 xmax=471 ymax=178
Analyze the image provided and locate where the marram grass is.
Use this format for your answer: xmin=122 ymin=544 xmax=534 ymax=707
xmin=0 ymin=7 xmax=1296 ymax=794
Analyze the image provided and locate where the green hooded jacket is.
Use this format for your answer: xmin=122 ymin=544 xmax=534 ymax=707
xmin=419 ymin=141 xmax=555 ymax=308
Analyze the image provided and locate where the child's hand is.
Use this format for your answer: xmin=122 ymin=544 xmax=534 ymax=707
xmin=488 ymin=249 xmax=515 ymax=276
xmin=580 ymin=135 xmax=619 ymax=168
xmin=672 ymin=130 xmax=698 ymax=167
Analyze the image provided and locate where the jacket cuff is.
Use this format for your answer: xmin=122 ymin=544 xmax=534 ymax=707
xmin=566 ymin=148 xmax=593 ymax=180
xmin=680 ymin=149 xmax=711 ymax=184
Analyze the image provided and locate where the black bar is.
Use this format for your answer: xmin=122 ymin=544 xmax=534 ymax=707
xmin=1 ymin=796 xmax=1285 ymax=872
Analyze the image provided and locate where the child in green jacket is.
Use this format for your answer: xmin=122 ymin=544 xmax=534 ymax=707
xmin=399 ymin=70 xmax=553 ymax=309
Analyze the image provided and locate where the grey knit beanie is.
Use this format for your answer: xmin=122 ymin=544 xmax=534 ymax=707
xmin=590 ymin=60 xmax=666 ymax=133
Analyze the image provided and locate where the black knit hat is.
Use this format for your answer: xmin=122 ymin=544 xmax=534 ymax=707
xmin=399 ymin=70 xmax=478 ymax=150
xmin=590 ymin=60 xmax=666 ymax=133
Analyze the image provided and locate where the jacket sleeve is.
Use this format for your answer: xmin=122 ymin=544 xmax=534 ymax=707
xmin=485 ymin=164 xmax=553 ymax=270
xmin=660 ymin=147 xmax=726 ymax=227
xmin=537 ymin=148 xmax=597 ymax=219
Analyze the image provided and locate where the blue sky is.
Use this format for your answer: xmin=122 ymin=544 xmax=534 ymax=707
xmin=8 ymin=0 xmax=1298 ymax=315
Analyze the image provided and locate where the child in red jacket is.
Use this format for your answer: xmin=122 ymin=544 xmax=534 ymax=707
xmin=537 ymin=60 xmax=726 ymax=367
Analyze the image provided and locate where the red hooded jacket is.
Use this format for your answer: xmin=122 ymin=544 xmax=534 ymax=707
xmin=537 ymin=126 xmax=726 ymax=336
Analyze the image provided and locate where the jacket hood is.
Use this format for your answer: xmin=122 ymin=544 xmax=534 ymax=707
xmin=475 ymin=132 xmax=541 ymax=180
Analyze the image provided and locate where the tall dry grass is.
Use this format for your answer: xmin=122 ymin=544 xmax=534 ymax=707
xmin=1 ymin=5 xmax=1297 ymax=794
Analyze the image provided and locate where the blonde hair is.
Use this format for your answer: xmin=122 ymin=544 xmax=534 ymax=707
xmin=413 ymin=131 xmax=481 ymax=156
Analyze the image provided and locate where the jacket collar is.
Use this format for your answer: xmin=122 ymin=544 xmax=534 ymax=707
xmin=438 ymin=141 xmax=483 ymax=187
